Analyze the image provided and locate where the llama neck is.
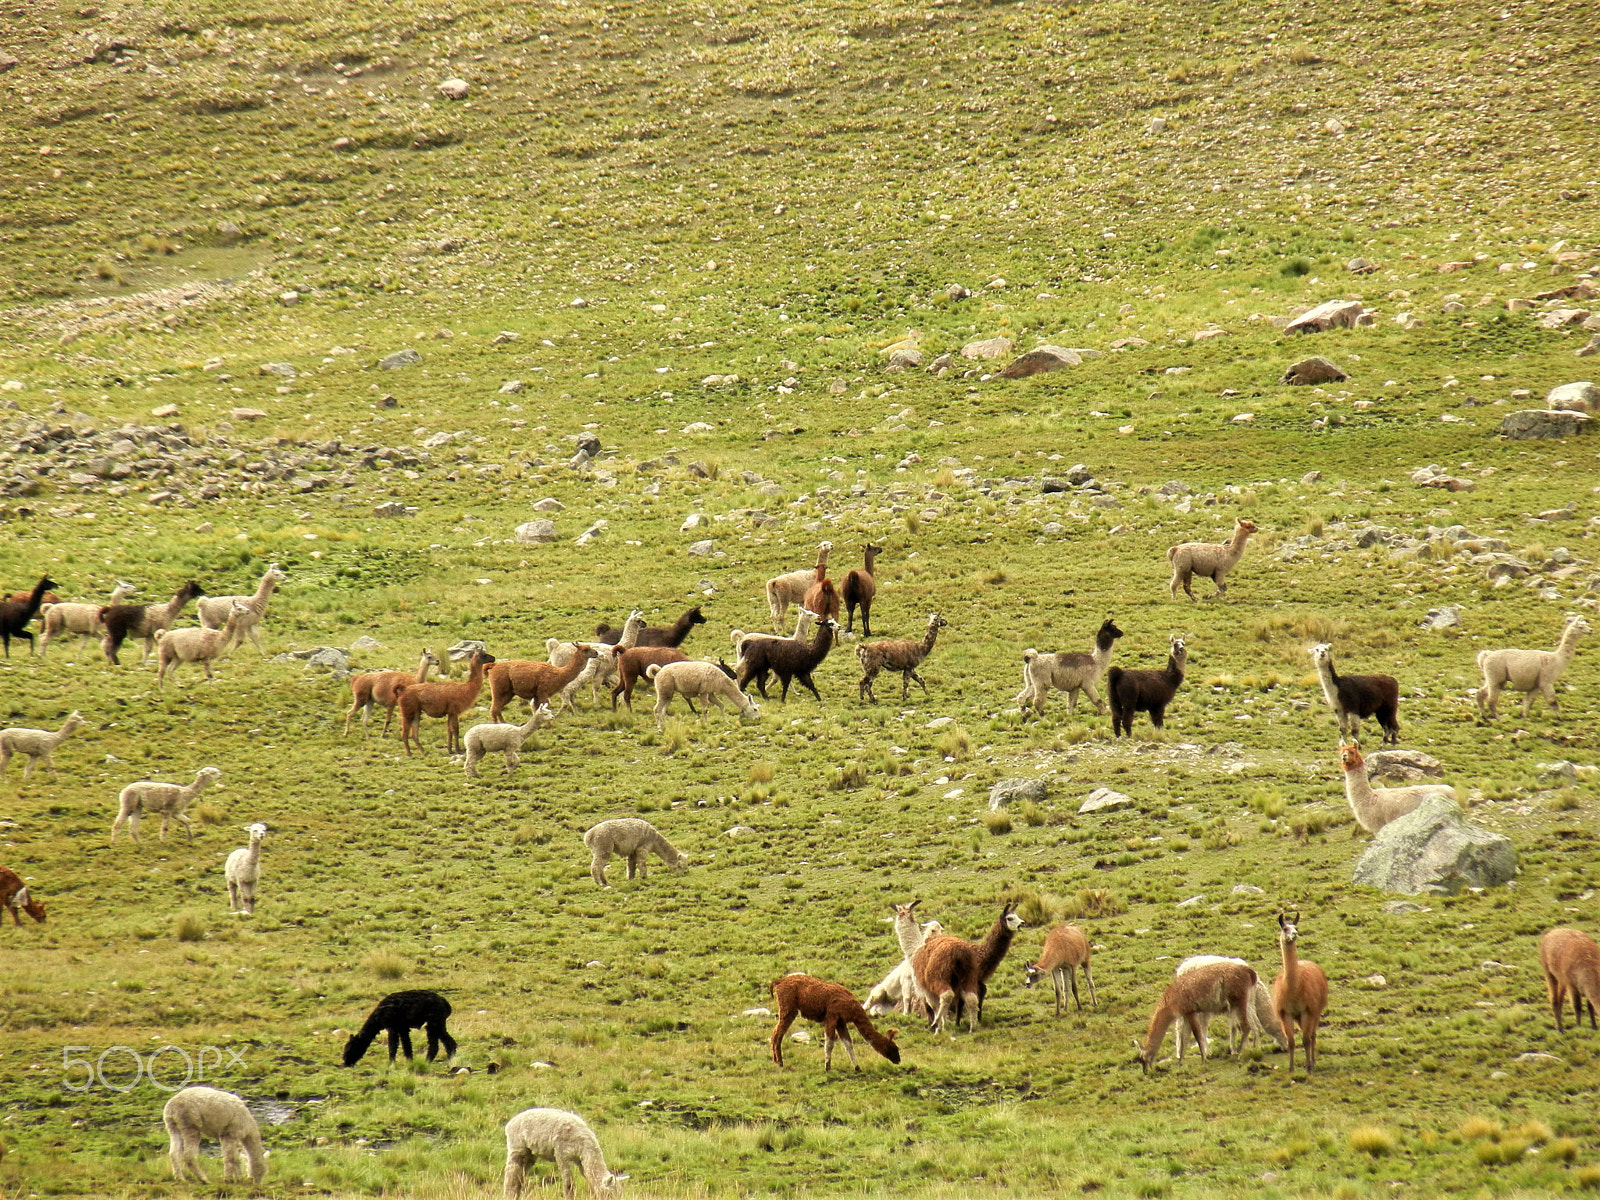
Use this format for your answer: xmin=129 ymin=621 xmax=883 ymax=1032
xmin=893 ymin=910 xmax=922 ymax=958
xmin=1314 ymin=656 xmax=1340 ymax=706
xmin=156 ymin=590 xmax=189 ymax=625
xmin=1228 ymin=525 xmax=1253 ymax=556
xmin=251 ymin=574 xmax=280 ymax=605
xmin=1555 ymin=623 xmax=1584 ymax=665
xmin=1166 ymin=653 xmax=1187 ymax=684
xmin=1093 ymin=631 xmax=1116 ymax=671
xmin=1279 ymin=935 xmax=1302 ymax=992
xmin=555 ymin=653 xmax=590 ymax=687
xmin=243 ymin=838 xmax=263 ymax=868
xmin=578 ymin=1146 xmax=610 ymax=1190
xmin=922 ymin=622 xmax=941 ymax=655
xmin=976 ymin=913 xmax=1015 ymax=977
xmin=619 ymin=614 xmax=644 ymax=649
xmin=863 ymin=548 xmax=879 ymax=574
xmin=518 ymin=709 xmax=546 ymax=735
xmin=416 ymin=655 xmax=436 ymax=682
xmin=1140 ymin=1006 xmax=1178 ymax=1062
xmin=1342 ymin=758 xmax=1375 ymax=806
xmin=187 ymin=773 xmax=214 ymax=799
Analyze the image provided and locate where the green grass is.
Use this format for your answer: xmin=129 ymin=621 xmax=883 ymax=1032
xmin=1 ymin=0 xmax=1598 ymax=1197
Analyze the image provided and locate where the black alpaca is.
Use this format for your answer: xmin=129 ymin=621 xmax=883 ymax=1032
xmin=737 ymin=618 xmax=839 ymax=703
xmin=594 ymin=605 xmax=706 ymax=648
xmin=342 ymin=990 xmax=457 ymax=1066
xmin=1107 ymin=636 xmax=1188 ymax=737
xmin=0 ymin=576 xmax=58 ymax=657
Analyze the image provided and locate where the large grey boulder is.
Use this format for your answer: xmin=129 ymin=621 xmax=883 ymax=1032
xmin=1546 ymin=382 xmax=1598 ymax=412
xmin=999 ymin=346 xmax=1081 ymax=378
xmin=1284 ymin=299 xmax=1365 ymax=334
xmin=1079 ymin=787 xmax=1135 ymax=814
xmin=1282 ymin=356 xmax=1348 ymax=385
xmin=1351 ymin=795 xmax=1517 ymax=895
xmin=1498 ymin=409 xmax=1593 ymax=440
xmin=1365 ymin=749 xmax=1445 ymax=782
xmin=988 ymin=778 xmax=1047 ymax=811
xmin=515 ymin=519 xmax=558 ymax=544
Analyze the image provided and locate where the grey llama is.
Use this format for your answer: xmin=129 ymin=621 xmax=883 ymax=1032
xmin=583 ymin=817 xmax=687 ymax=887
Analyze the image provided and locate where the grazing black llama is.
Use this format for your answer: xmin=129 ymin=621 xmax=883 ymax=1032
xmin=342 ymin=990 xmax=458 ymax=1066
xmin=736 ymin=617 xmax=839 ymax=703
xmin=594 ymin=605 xmax=706 ymax=648
xmin=0 ymin=576 xmax=59 ymax=657
xmin=1107 ymin=635 xmax=1188 ymax=737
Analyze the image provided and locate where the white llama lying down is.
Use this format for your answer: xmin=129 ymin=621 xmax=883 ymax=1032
xmin=111 ymin=766 xmax=223 ymax=844
xmin=503 ymin=1107 xmax=626 ymax=1200
xmin=867 ymin=902 xmax=944 ymax=1017
xmin=463 ymin=703 xmax=554 ymax=778
xmin=647 ymin=660 xmax=759 ymax=730
xmin=1173 ymin=954 xmax=1287 ymax=1055
xmin=583 ymin=817 xmax=687 ymax=887
xmin=163 ymin=1085 xmax=267 ymax=1185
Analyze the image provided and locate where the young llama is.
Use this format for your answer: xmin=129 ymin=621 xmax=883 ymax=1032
xmin=37 ymin=579 xmax=135 ymax=657
xmin=1167 ymin=518 xmax=1256 ymax=601
xmin=866 ymin=900 xmax=944 ymax=1019
xmin=344 ymin=648 xmax=443 ymax=736
xmin=1024 ymin=924 xmax=1097 ymax=1015
xmin=1476 ymin=615 xmax=1589 ymax=719
xmin=197 ymin=563 xmax=287 ymax=655
xmin=1338 ymin=743 xmax=1455 ymax=834
xmin=225 ymin=823 xmax=267 ymax=915
xmin=0 ymin=864 xmax=47 ymax=925
xmin=769 ymin=974 xmax=901 ymax=1071
xmin=111 ymin=766 xmax=223 ymax=844
xmin=1272 ymin=912 xmax=1329 ymax=1076
xmin=163 ymin=1086 xmax=267 ymax=1185
xmin=583 ymin=817 xmax=688 ymax=887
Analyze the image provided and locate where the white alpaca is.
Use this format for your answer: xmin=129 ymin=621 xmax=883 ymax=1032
xmin=765 ymin=542 xmax=832 ymax=628
xmin=0 ymin=711 xmax=85 ymax=782
xmin=111 ymin=766 xmax=223 ymax=844
xmin=225 ymin=823 xmax=267 ymax=914
xmin=37 ymin=580 xmax=135 ymax=657
xmin=647 ymin=660 xmax=760 ymax=730
xmin=463 ymin=703 xmax=554 ymax=778
xmin=155 ymin=602 xmax=251 ymax=688
xmin=1476 ymin=615 xmax=1589 ymax=719
xmin=867 ymin=900 xmax=944 ymax=1017
xmin=503 ymin=1107 xmax=626 ymax=1200
xmin=162 ymin=1086 xmax=267 ymax=1184
xmin=583 ymin=817 xmax=687 ymax=887
xmin=1173 ymin=954 xmax=1288 ymax=1055
xmin=197 ymin=564 xmax=288 ymax=656
xmin=550 ymin=610 xmax=642 ymax=712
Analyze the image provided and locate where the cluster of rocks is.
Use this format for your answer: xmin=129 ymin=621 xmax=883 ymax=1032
xmin=1352 ymin=795 xmax=1517 ymax=896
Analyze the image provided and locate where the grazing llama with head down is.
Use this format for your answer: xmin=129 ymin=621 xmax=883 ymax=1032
xmin=857 ymin=613 xmax=948 ymax=704
xmin=1538 ymin=927 xmax=1600 ymax=1033
xmin=583 ymin=818 xmax=687 ymax=887
xmin=162 ymin=1086 xmax=267 ymax=1185
xmin=769 ymin=974 xmax=901 ymax=1071
xmin=1133 ymin=960 xmax=1256 ymax=1073
xmin=503 ymin=1107 xmax=627 ymax=1200
xmin=1173 ymin=955 xmax=1287 ymax=1056
xmin=1107 ymin=635 xmax=1187 ymax=736
xmin=1272 ymin=912 xmax=1329 ymax=1076
xmin=648 ymin=660 xmax=758 ymax=729
xmin=1476 ymin=615 xmax=1589 ymax=720
xmin=1167 ymin=518 xmax=1256 ymax=601
xmin=1024 ymin=924 xmax=1098 ymax=1016
xmin=912 ymin=902 xmax=1024 ymax=1034
xmin=1017 ymin=617 xmax=1123 ymax=714
xmin=1309 ymin=642 xmax=1401 ymax=744
xmin=0 ymin=864 xmax=47 ymax=926
xmin=342 ymin=990 xmax=457 ymax=1066
xmin=1338 ymin=743 xmax=1455 ymax=834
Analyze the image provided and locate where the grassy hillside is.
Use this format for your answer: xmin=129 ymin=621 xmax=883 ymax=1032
xmin=1 ymin=0 xmax=1598 ymax=1197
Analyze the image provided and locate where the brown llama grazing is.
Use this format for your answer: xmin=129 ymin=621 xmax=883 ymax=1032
xmin=768 ymin=974 xmax=900 ymax=1071
xmin=1133 ymin=960 xmax=1257 ymax=1073
xmin=841 ymin=544 xmax=882 ymax=636
xmin=1272 ymin=912 xmax=1329 ymax=1076
xmin=0 ymin=864 xmax=47 ymax=925
xmin=1310 ymin=643 xmax=1401 ymax=744
xmin=737 ymin=618 xmax=839 ymax=704
xmin=1539 ymin=927 xmax=1600 ymax=1033
xmin=487 ymin=645 xmax=597 ymax=722
xmin=396 ymin=649 xmax=496 ymax=756
xmin=1107 ymin=635 xmax=1188 ymax=736
xmin=101 ymin=580 xmax=204 ymax=666
xmin=594 ymin=605 xmax=706 ymax=648
xmin=344 ymin=649 xmax=443 ymax=736
xmin=911 ymin=902 xmax=1025 ymax=1034
xmin=1167 ymin=518 xmax=1256 ymax=601
xmin=0 ymin=576 xmax=59 ymax=657
xmin=857 ymin=613 xmax=948 ymax=704
xmin=1024 ymin=924 xmax=1097 ymax=1015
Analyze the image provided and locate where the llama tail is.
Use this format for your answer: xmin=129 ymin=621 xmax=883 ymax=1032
xmin=1474 ymin=649 xmax=1491 ymax=669
xmin=1166 ymin=545 xmax=1179 ymax=563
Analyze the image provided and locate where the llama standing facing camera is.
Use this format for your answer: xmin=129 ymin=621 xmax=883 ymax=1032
xmin=1272 ymin=912 xmax=1329 ymax=1076
xmin=225 ymin=823 xmax=267 ymax=915
xmin=1107 ymin=635 xmax=1188 ymax=736
xmin=1309 ymin=642 xmax=1401 ymax=744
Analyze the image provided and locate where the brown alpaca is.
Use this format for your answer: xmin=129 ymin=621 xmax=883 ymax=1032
xmin=857 ymin=613 xmax=947 ymax=703
xmin=841 ymin=545 xmax=882 ymax=636
xmin=802 ymin=557 xmax=841 ymax=625
xmin=0 ymin=864 xmax=47 ymax=926
xmin=101 ymin=580 xmax=204 ymax=666
xmin=487 ymin=645 xmax=597 ymax=722
xmin=1024 ymin=924 xmax=1097 ymax=1016
xmin=1167 ymin=518 xmax=1256 ymax=601
xmin=396 ymin=650 xmax=497 ymax=756
xmin=1133 ymin=961 xmax=1256 ymax=1073
xmin=1272 ymin=912 xmax=1329 ymax=1076
xmin=768 ymin=974 xmax=900 ymax=1071
xmin=912 ymin=902 xmax=1024 ymax=1034
xmin=611 ymin=646 xmax=688 ymax=711
xmin=1539 ymin=927 xmax=1600 ymax=1033
xmin=344 ymin=649 xmax=442 ymax=737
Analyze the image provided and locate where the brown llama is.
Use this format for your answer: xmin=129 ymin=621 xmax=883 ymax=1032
xmin=396 ymin=649 xmax=497 ymax=756
xmin=768 ymin=974 xmax=900 ymax=1071
xmin=857 ymin=613 xmax=948 ymax=703
xmin=1167 ymin=518 xmax=1256 ymax=601
xmin=1024 ymin=924 xmax=1097 ymax=1016
xmin=0 ymin=864 xmax=47 ymax=925
xmin=611 ymin=646 xmax=688 ymax=711
xmin=911 ymin=901 xmax=1024 ymax=1034
xmin=487 ymin=645 xmax=597 ymax=722
xmin=0 ymin=576 xmax=59 ymax=657
xmin=1133 ymin=960 xmax=1256 ymax=1073
xmin=1539 ymin=927 xmax=1600 ymax=1033
xmin=841 ymin=544 xmax=882 ymax=636
xmin=802 ymin=557 xmax=840 ymax=626
xmin=593 ymin=606 xmax=707 ymax=648
xmin=1272 ymin=912 xmax=1329 ymax=1076
xmin=344 ymin=649 xmax=443 ymax=737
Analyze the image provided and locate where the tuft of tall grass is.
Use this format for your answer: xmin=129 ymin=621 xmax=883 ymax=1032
xmin=174 ymin=913 xmax=206 ymax=942
xmin=365 ymin=951 xmax=408 ymax=980
xmin=1349 ymin=1126 xmax=1397 ymax=1156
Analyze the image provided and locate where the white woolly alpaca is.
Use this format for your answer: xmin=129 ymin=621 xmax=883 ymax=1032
xmin=866 ymin=901 xmax=944 ymax=1017
xmin=163 ymin=1086 xmax=267 ymax=1185
xmin=156 ymin=602 xmax=251 ymax=688
xmin=197 ymin=564 xmax=287 ymax=656
xmin=1173 ymin=955 xmax=1288 ymax=1056
xmin=583 ymin=817 xmax=687 ymax=887
xmin=0 ymin=711 xmax=85 ymax=782
xmin=550 ymin=610 xmax=642 ymax=712
xmin=463 ymin=703 xmax=554 ymax=778
xmin=731 ymin=608 xmax=818 ymax=664
xmin=1476 ymin=615 xmax=1589 ymax=719
xmin=37 ymin=580 xmax=135 ymax=657
xmin=765 ymin=541 xmax=832 ymax=628
xmin=503 ymin=1107 xmax=626 ymax=1200
xmin=111 ymin=766 xmax=223 ymax=844
xmin=647 ymin=660 xmax=760 ymax=729
xmin=225 ymin=823 xmax=267 ymax=915
xmin=1338 ymin=743 xmax=1455 ymax=834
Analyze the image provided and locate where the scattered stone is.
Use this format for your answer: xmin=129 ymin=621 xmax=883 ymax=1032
xmin=215 ymin=220 xmax=242 ymax=245
xmin=1231 ymin=883 xmax=1264 ymax=896
xmin=348 ymin=635 xmax=384 ymax=652
xmin=448 ymin=640 xmax=489 ymax=660
xmin=1537 ymin=760 xmax=1578 ymax=783
xmin=1347 ymin=257 xmax=1377 ymax=274
xmin=1284 ymin=299 xmax=1365 ymax=334
xmin=1381 ymin=900 xmax=1427 ymax=914
xmin=680 ymin=514 xmax=707 ymax=531
xmin=1282 ymin=356 xmax=1348 ymax=385
xmin=1301 ymin=470 xmax=1323 ymax=484
xmin=1079 ymin=787 xmax=1134 ymax=814
xmin=1498 ymin=409 xmax=1593 ymax=440
xmin=498 ymin=379 xmax=525 ymax=395
xmin=575 ymin=519 xmax=607 ymax=546
xmin=682 ymin=422 xmax=716 ymax=434
xmin=378 ymin=348 xmax=422 ymax=370
xmin=1539 ymin=308 xmax=1591 ymax=329
xmin=278 ymin=290 xmax=300 ymax=307
xmin=306 ymin=647 xmax=351 ymax=676
xmin=1175 ymin=894 xmax=1206 ymax=908
xmin=372 ymin=501 xmax=410 ymax=517
xmin=492 ymin=331 xmax=520 ymax=345
xmin=1351 ymin=795 xmax=1518 ymax=895
xmin=1231 ymin=413 xmax=1255 ymax=425
xmin=150 ymin=403 xmax=178 ymax=418
xmin=925 ymin=353 xmax=953 ymax=373
xmin=1576 ymin=334 xmax=1600 ymax=358
xmin=1515 ymin=1052 xmax=1561 ymax=1064
xmin=260 ymin=362 xmax=296 ymax=378
xmin=726 ymin=825 xmax=755 ymax=838
xmin=1066 ymin=463 xmax=1093 ymax=485
xmin=887 ymin=346 xmax=925 ymax=370
xmin=742 ymin=1007 xmax=772 ymax=1018
xmin=1108 ymin=337 xmax=1150 ymax=350
xmin=1546 ymin=382 xmax=1598 ymax=411
xmin=998 ymin=345 xmax=1080 ymax=378
xmin=514 ymin=519 xmax=558 ymax=544
xmin=532 ymin=497 xmax=564 ymax=512
xmin=1365 ymin=974 xmax=1388 ymax=988
xmin=1366 ymin=749 xmax=1445 ymax=782
xmin=687 ymin=539 xmax=714 ymax=556
xmin=569 ymin=297 xmax=588 ymax=308
xmin=331 ymin=136 xmax=353 ymax=151
xmin=945 ymin=284 xmax=972 ymax=300
xmin=437 ymin=78 xmax=470 ymax=100
xmin=960 ymin=335 xmax=1014 ymax=360
xmin=1419 ymin=606 xmax=1462 ymax=631
xmin=988 ymin=778 xmax=1047 ymax=811
xmin=231 ymin=407 xmax=268 ymax=421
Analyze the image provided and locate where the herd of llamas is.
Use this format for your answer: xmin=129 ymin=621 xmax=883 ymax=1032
xmin=2 ymin=520 xmax=1597 ymax=1196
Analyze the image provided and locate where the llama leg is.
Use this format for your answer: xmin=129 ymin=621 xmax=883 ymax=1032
xmin=637 ymin=853 xmax=650 ymax=880
xmin=1303 ymin=1016 xmax=1318 ymax=1073
xmin=1150 ymin=705 xmax=1166 ymax=730
xmin=770 ymin=1009 xmax=796 ymax=1065
xmin=1541 ymin=678 xmax=1560 ymax=717
xmin=912 ymin=669 xmax=929 ymax=696
xmin=1084 ymin=963 xmax=1097 ymax=1008
xmin=1574 ymin=989 xmax=1585 ymax=1029
xmin=962 ymin=989 xmax=980 ymax=1033
xmin=798 ymin=673 xmax=822 ymax=703
xmin=626 ymin=851 xmax=639 ymax=880
xmin=399 ymin=1027 xmax=415 ymax=1060
xmin=439 ymin=1024 xmax=457 ymax=1058
xmin=243 ymin=880 xmax=255 ymax=914
xmin=426 ymin=1027 xmax=440 ymax=1061
xmin=1052 ymin=968 xmax=1065 ymax=1018
xmin=591 ymin=852 xmax=610 ymax=888
xmin=1545 ymin=974 xmax=1565 ymax=1032
xmin=835 ymin=1021 xmax=861 ymax=1071
xmin=1279 ymin=1009 xmax=1295 ymax=1074
xmin=178 ymin=813 xmax=194 ymax=842
xmin=179 ymin=1128 xmax=205 ymax=1181
xmin=503 ymin=1148 xmax=528 ymax=1200
xmin=1068 ymin=965 xmax=1082 ymax=1012
xmin=21 ymin=755 xmax=35 ymax=781
xmin=556 ymin=1150 xmax=578 ymax=1200
xmin=220 ymin=1134 xmax=243 ymax=1181
xmin=228 ymin=880 xmax=240 ymax=912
